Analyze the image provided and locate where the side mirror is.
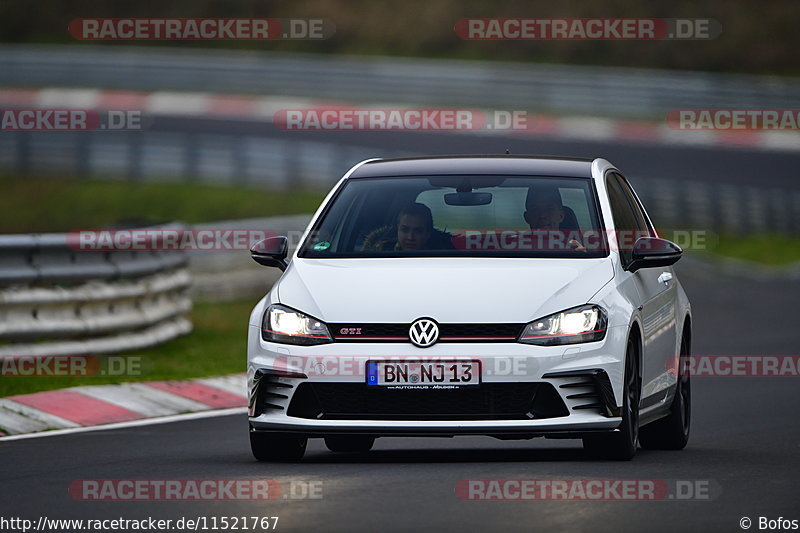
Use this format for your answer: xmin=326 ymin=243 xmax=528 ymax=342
xmin=626 ymin=237 xmax=682 ymax=272
xmin=250 ymin=236 xmax=288 ymax=271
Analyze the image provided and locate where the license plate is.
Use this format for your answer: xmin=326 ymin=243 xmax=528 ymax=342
xmin=366 ymin=360 xmax=481 ymax=387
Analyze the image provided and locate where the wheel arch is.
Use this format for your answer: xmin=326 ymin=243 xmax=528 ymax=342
xmin=628 ymin=319 xmax=643 ymax=380
xmin=681 ymin=314 xmax=692 ymax=352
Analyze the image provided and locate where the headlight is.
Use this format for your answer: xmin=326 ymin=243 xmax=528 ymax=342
xmin=519 ymin=305 xmax=607 ymax=346
xmin=261 ymin=304 xmax=332 ymax=345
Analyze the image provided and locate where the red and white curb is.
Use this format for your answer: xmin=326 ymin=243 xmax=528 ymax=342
xmin=1 ymin=87 xmax=799 ymax=152
xmin=0 ymin=87 xmax=317 ymax=122
xmin=0 ymin=374 xmax=246 ymax=438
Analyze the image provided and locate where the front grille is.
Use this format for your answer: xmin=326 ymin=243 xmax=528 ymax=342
xmin=329 ymin=323 xmax=524 ymax=342
xmin=287 ymin=382 xmax=568 ymax=421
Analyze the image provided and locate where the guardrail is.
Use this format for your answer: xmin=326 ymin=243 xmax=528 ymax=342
xmin=0 ymin=227 xmax=192 ymax=357
xmin=2 ymin=44 xmax=800 ymax=118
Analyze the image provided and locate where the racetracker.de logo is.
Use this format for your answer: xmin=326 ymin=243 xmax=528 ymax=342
xmin=1 ymin=109 xmax=142 ymax=131
xmin=68 ymin=229 xmax=277 ymax=252
xmin=450 ymin=230 xmax=707 ymax=252
xmin=274 ymin=108 xmax=505 ymax=131
xmin=68 ymin=18 xmax=335 ymax=40
xmin=68 ymin=479 xmax=323 ymax=501
xmin=666 ymin=109 xmax=800 ymax=130
xmin=455 ymin=18 xmax=721 ymax=40
xmin=270 ymin=355 xmax=533 ymax=379
xmin=668 ymin=355 xmax=800 ymax=377
xmin=68 ymin=479 xmax=281 ymax=501
xmin=0 ymin=355 xmax=144 ymax=377
xmin=274 ymin=108 xmax=540 ymax=132
xmin=456 ymin=479 xmax=717 ymax=501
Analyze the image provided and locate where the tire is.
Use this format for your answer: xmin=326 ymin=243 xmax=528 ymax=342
xmin=583 ymin=336 xmax=641 ymax=461
xmin=640 ymin=333 xmax=691 ymax=450
xmin=250 ymin=431 xmax=307 ymax=462
xmin=324 ymin=435 xmax=375 ymax=453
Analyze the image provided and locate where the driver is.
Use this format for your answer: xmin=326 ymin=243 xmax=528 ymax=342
xmin=524 ymin=186 xmax=565 ymax=230
xmin=396 ymin=203 xmax=433 ymax=250
xmin=523 ymin=186 xmax=585 ymax=251
xmin=363 ymin=203 xmax=434 ymax=251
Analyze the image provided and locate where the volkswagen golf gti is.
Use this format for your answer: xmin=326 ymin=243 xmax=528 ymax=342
xmin=246 ymin=155 xmax=692 ymax=461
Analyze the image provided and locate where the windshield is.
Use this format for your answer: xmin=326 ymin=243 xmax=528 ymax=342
xmin=298 ymin=175 xmax=608 ymax=258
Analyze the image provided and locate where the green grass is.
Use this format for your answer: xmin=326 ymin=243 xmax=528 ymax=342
xmin=0 ymin=300 xmax=255 ymax=397
xmin=700 ymin=234 xmax=800 ymax=266
xmin=657 ymin=229 xmax=800 ymax=267
xmin=0 ymin=175 xmax=325 ymax=233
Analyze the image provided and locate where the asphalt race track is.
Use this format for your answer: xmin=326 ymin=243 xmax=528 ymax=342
xmin=2 ymin=129 xmax=799 ymax=533
xmin=3 ymin=269 xmax=800 ymax=532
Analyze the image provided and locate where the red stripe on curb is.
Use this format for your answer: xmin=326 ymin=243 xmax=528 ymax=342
xmin=96 ymin=90 xmax=148 ymax=110
xmin=526 ymin=115 xmax=560 ymax=134
xmin=514 ymin=114 xmax=559 ymax=135
xmin=144 ymin=381 xmax=246 ymax=409
xmin=613 ymin=121 xmax=662 ymax=141
xmin=8 ymin=390 xmax=142 ymax=426
xmin=208 ymin=95 xmax=257 ymax=116
xmin=714 ymin=132 xmax=764 ymax=146
xmin=0 ymin=88 xmax=40 ymax=106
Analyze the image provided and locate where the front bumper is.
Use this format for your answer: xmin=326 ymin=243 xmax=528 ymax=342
xmin=249 ymin=417 xmax=622 ymax=437
xmin=247 ymin=323 xmax=629 ymax=437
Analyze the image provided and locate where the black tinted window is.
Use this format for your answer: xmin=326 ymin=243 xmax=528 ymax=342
xmin=299 ymin=175 xmax=609 ymax=258
xmin=605 ymin=172 xmax=641 ymax=264
xmin=615 ymin=173 xmax=653 ymax=235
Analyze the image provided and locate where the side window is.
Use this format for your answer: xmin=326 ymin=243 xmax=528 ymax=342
xmin=615 ymin=174 xmax=654 ymax=235
xmin=605 ymin=173 xmax=639 ymax=264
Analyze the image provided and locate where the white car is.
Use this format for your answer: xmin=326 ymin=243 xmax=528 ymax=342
xmin=247 ymin=156 xmax=692 ymax=461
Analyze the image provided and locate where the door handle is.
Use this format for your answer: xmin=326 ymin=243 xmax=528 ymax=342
xmin=658 ymin=271 xmax=673 ymax=284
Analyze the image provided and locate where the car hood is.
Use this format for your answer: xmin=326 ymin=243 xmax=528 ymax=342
xmin=276 ymin=257 xmax=614 ymax=324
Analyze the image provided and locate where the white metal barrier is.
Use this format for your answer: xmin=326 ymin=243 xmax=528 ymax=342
xmin=0 ymin=228 xmax=192 ymax=357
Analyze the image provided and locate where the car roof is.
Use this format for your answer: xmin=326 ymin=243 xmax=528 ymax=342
xmin=349 ymin=155 xmax=595 ymax=179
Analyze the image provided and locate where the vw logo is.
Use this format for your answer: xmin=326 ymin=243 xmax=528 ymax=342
xmin=409 ymin=318 xmax=439 ymax=348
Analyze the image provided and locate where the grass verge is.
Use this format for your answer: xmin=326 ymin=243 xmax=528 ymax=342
xmin=700 ymin=234 xmax=800 ymax=266
xmin=0 ymin=175 xmax=325 ymax=233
